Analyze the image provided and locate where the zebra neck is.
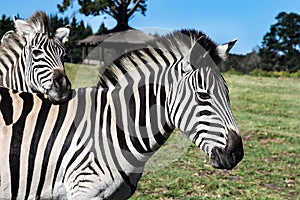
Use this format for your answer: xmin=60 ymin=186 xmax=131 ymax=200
xmin=110 ymin=82 xmax=174 ymax=151
xmin=101 ymin=74 xmax=177 ymax=165
xmin=0 ymin=45 xmax=31 ymax=92
xmin=96 ymin=47 xmax=188 ymax=165
xmin=0 ymin=32 xmax=29 ymax=90
xmin=13 ymin=48 xmax=32 ymax=92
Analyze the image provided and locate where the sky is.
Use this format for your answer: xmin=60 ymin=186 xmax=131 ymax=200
xmin=1 ymin=0 xmax=300 ymax=54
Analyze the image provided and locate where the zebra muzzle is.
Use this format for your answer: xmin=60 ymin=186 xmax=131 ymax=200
xmin=47 ymin=69 xmax=72 ymax=103
xmin=209 ymin=130 xmax=244 ymax=170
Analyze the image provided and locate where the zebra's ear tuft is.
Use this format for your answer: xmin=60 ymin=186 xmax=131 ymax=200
xmin=216 ymin=39 xmax=237 ymax=61
xmin=14 ymin=17 xmax=35 ymax=42
xmin=54 ymin=25 xmax=70 ymax=43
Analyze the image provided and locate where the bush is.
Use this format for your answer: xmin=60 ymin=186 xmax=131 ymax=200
xmin=249 ymin=69 xmax=300 ymax=78
xmin=225 ymin=68 xmax=243 ymax=75
xmin=249 ymin=69 xmax=274 ymax=77
xmin=290 ymin=70 xmax=300 ymax=78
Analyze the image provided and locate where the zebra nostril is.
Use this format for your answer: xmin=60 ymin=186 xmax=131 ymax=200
xmin=45 ymin=68 xmax=71 ymax=102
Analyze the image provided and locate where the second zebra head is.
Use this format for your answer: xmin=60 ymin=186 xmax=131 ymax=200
xmin=13 ymin=11 xmax=71 ymax=103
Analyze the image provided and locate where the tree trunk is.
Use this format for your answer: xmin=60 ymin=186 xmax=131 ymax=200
xmin=110 ymin=3 xmax=132 ymax=32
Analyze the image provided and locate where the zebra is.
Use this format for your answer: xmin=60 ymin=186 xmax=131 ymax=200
xmin=0 ymin=11 xmax=71 ymax=103
xmin=0 ymin=29 xmax=243 ymax=199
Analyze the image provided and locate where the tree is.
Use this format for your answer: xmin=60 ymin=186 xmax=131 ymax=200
xmin=57 ymin=0 xmax=147 ymax=32
xmin=0 ymin=15 xmax=14 ymax=38
xmin=96 ymin=22 xmax=108 ymax=35
xmin=259 ymin=12 xmax=300 ymax=72
xmin=66 ymin=18 xmax=93 ymax=63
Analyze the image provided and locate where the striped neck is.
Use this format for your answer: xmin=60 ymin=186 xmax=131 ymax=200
xmin=0 ymin=31 xmax=26 ymax=89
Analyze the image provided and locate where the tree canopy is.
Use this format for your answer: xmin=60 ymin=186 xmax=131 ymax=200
xmin=58 ymin=0 xmax=147 ymax=32
xmin=0 ymin=15 xmax=14 ymax=37
xmin=259 ymin=12 xmax=300 ymax=72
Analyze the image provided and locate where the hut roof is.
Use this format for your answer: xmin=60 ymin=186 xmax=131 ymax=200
xmin=77 ymin=29 xmax=154 ymax=46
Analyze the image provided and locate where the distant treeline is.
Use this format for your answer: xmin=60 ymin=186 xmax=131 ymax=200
xmin=222 ymin=12 xmax=300 ymax=74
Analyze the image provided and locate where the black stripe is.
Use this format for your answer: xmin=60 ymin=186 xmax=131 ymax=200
xmin=98 ymin=90 xmax=114 ymax=180
xmin=204 ymin=138 xmax=225 ymax=145
xmin=154 ymin=48 xmax=170 ymax=66
xmin=4 ymin=52 xmax=14 ymax=66
xmin=10 ymin=92 xmax=34 ymax=200
xmin=129 ymin=135 xmax=152 ymax=154
xmin=36 ymin=103 xmax=69 ymax=198
xmin=64 ymin=142 xmax=90 ymax=183
xmin=193 ymin=129 xmax=224 ymax=145
xmin=10 ymin=46 xmax=20 ymax=60
xmin=198 ymin=110 xmax=212 ymax=116
xmin=62 ymin=124 xmax=88 ymax=183
xmin=25 ymin=99 xmax=52 ymax=200
xmin=104 ymin=105 xmax=139 ymax=195
xmin=138 ymin=84 xmax=146 ymax=127
xmin=52 ymin=122 xmax=76 ymax=190
xmin=0 ymin=87 xmax=13 ymax=125
xmin=128 ymin=91 xmax=136 ymax=124
xmin=119 ymin=171 xmax=137 ymax=196
xmin=142 ymin=48 xmax=160 ymax=65
xmin=116 ymin=126 xmax=144 ymax=168
xmin=153 ymin=131 xmax=167 ymax=146
xmin=104 ymin=105 xmax=115 ymax=180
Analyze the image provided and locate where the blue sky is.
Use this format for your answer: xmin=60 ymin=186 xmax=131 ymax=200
xmin=1 ymin=0 xmax=300 ymax=54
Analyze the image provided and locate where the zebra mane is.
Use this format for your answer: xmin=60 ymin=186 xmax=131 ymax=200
xmin=23 ymin=11 xmax=51 ymax=34
xmin=149 ymin=29 xmax=223 ymax=64
xmin=98 ymin=29 xmax=224 ymax=88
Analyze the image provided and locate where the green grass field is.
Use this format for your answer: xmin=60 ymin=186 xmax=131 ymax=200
xmin=65 ymin=63 xmax=300 ymax=199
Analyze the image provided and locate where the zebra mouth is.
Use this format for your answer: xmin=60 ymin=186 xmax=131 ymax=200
xmin=46 ymin=90 xmax=71 ymax=103
xmin=46 ymin=83 xmax=71 ymax=103
xmin=45 ymin=69 xmax=72 ymax=103
xmin=209 ymin=130 xmax=244 ymax=170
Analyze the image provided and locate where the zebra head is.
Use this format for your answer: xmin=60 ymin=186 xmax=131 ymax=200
xmin=13 ymin=12 xmax=71 ymax=103
xmin=169 ymin=34 xmax=243 ymax=170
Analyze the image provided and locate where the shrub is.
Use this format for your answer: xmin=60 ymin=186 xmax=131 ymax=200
xmin=249 ymin=69 xmax=274 ymax=77
xmin=249 ymin=69 xmax=300 ymax=78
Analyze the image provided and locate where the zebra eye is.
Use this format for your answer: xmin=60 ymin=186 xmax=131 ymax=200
xmin=197 ymin=90 xmax=210 ymax=100
xmin=32 ymin=49 xmax=43 ymax=57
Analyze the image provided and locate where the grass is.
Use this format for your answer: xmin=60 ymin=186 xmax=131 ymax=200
xmin=65 ymin=63 xmax=99 ymax=88
xmin=65 ymin=63 xmax=300 ymax=199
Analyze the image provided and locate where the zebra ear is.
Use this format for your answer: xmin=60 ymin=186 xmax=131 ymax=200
xmin=182 ymin=49 xmax=194 ymax=72
xmin=54 ymin=25 xmax=70 ymax=43
xmin=216 ymin=39 xmax=237 ymax=60
xmin=184 ymin=40 xmax=207 ymax=72
xmin=14 ymin=16 xmax=35 ymax=42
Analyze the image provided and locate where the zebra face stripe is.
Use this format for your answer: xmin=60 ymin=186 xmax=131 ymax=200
xmin=26 ymin=33 xmax=71 ymax=102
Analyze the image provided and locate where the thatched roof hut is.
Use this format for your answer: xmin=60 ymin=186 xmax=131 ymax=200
xmin=77 ymin=29 xmax=154 ymax=65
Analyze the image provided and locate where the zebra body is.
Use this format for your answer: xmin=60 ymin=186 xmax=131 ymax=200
xmin=0 ymin=29 xmax=243 ymax=199
xmin=0 ymin=11 xmax=71 ymax=103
